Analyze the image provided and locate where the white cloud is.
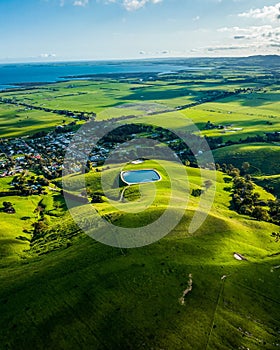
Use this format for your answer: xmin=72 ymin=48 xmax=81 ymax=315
xmin=207 ymin=45 xmax=248 ymax=52
xmin=108 ymin=0 xmax=162 ymax=11
xmin=213 ymin=24 xmax=280 ymax=55
xmin=193 ymin=16 xmax=200 ymax=21
xmin=238 ymin=3 xmax=280 ymax=22
xmin=204 ymin=41 xmax=280 ymax=54
xmin=73 ymin=0 xmax=88 ymax=6
xmin=59 ymin=0 xmax=161 ymax=10
xmin=124 ymin=0 xmax=162 ymax=11
xmin=219 ymin=25 xmax=280 ymax=43
xmin=40 ymin=53 xmax=57 ymax=58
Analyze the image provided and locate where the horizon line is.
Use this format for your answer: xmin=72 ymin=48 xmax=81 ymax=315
xmin=0 ymin=54 xmax=279 ymax=65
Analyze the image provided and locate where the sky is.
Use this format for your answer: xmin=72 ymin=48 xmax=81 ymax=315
xmin=0 ymin=0 xmax=279 ymax=62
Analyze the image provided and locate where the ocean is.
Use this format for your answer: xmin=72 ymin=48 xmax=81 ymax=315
xmin=0 ymin=60 xmax=208 ymax=90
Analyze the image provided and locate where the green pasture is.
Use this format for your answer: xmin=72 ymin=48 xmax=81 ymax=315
xmin=0 ymin=163 xmax=279 ymax=349
xmin=254 ymin=174 xmax=280 ymax=197
xmin=0 ymin=104 xmax=74 ymax=138
xmin=0 ymin=174 xmax=66 ymax=264
xmin=190 ymin=87 xmax=280 ymax=139
xmin=0 ymin=194 xmax=39 ymax=263
xmin=213 ymin=143 xmax=280 ymax=175
xmin=1 ymin=79 xmax=279 ymax=142
xmin=0 ymin=176 xmax=13 ymax=191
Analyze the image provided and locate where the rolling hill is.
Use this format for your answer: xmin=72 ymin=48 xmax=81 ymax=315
xmin=0 ymin=164 xmax=279 ymax=350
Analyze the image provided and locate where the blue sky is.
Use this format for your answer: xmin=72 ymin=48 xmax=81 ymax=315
xmin=0 ymin=0 xmax=279 ymax=62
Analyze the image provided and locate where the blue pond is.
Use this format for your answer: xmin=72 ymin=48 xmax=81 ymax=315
xmin=121 ymin=169 xmax=161 ymax=185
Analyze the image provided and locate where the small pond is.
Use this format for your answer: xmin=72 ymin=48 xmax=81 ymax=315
xmin=121 ymin=169 xmax=161 ymax=185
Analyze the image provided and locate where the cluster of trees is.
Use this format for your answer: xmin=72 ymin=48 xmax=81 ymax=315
xmin=12 ymin=173 xmax=49 ymax=195
xmin=1 ymin=201 xmax=16 ymax=214
xmin=203 ymin=121 xmax=225 ymax=130
xmin=191 ymin=188 xmax=203 ymax=197
xmin=216 ymin=162 xmax=250 ymax=176
xmin=220 ymin=162 xmax=280 ymax=226
xmin=267 ymin=200 xmax=280 ymax=226
xmin=32 ymin=199 xmax=51 ymax=241
xmin=271 ymin=231 xmax=280 ymax=242
xmin=98 ymin=123 xmax=220 ymax=166
xmin=231 ymin=175 xmax=269 ymax=220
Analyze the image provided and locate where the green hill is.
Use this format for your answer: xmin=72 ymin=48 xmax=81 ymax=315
xmin=254 ymin=174 xmax=280 ymax=197
xmin=213 ymin=143 xmax=280 ymax=175
xmin=0 ymin=165 xmax=279 ymax=350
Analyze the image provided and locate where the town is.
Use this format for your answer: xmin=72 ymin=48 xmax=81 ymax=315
xmin=1 ymin=113 xmax=280 ymax=181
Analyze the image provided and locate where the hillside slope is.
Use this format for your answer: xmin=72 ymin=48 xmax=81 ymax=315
xmin=0 ymin=167 xmax=279 ymax=350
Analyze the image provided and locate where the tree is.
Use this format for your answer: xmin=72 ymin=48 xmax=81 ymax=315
xmin=2 ymin=201 xmax=16 ymax=214
xmin=271 ymin=232 xmax=280 ymax=242
xmin=215 ymin=163 xmax=221 ymax=171
xmin=229 ymin=168 xmax=240 ymax=178
xmin=33 ymin=220 xmax=48 ymax=237
xmin=252 ymin=192 xmax=260 ymax=202
xmin=232 ymin=193 xmax=242 ymax=210
xmin=191 ymin=188 xmax=203 ymax=197
xmin=242 ymin=162 xmax=250 ymax=173
xmin=239 ymin=205 xmax=252 ymax=216
xmin=252 ymin=206 xmax=270 ymax=222
xmin=37 ymin=177 xmax=49 ymax=186
xmin=244 ymin=174 xmax=252 ymax=181
xmin=91 ymin=194 xmax=103 ymax=203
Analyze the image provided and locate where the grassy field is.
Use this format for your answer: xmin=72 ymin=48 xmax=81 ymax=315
xmin=100 ymin=84 xmax=280 ymax=141
xmin=212 ymin=143 xmax=280 ymax=175
xmin=187 ymin=86 xmax=280 ymax=141
xmin=0 ymin=174 xmax=66 ymax=265
xmin=0 ymin=163 xmax=279 ymax=349
xmin=0 ymin=104 xmax=76 ymax=138
xmin=0 ymin=194 xmax=39 ymax=263
xmin=1 ymin=76 xmax=279 ymax=140
xmin=254 ymin=174 xmax=280 ymax=197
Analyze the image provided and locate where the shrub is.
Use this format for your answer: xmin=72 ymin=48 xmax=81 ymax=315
xmin=191 ymin=188 xmax=203 ymax=197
